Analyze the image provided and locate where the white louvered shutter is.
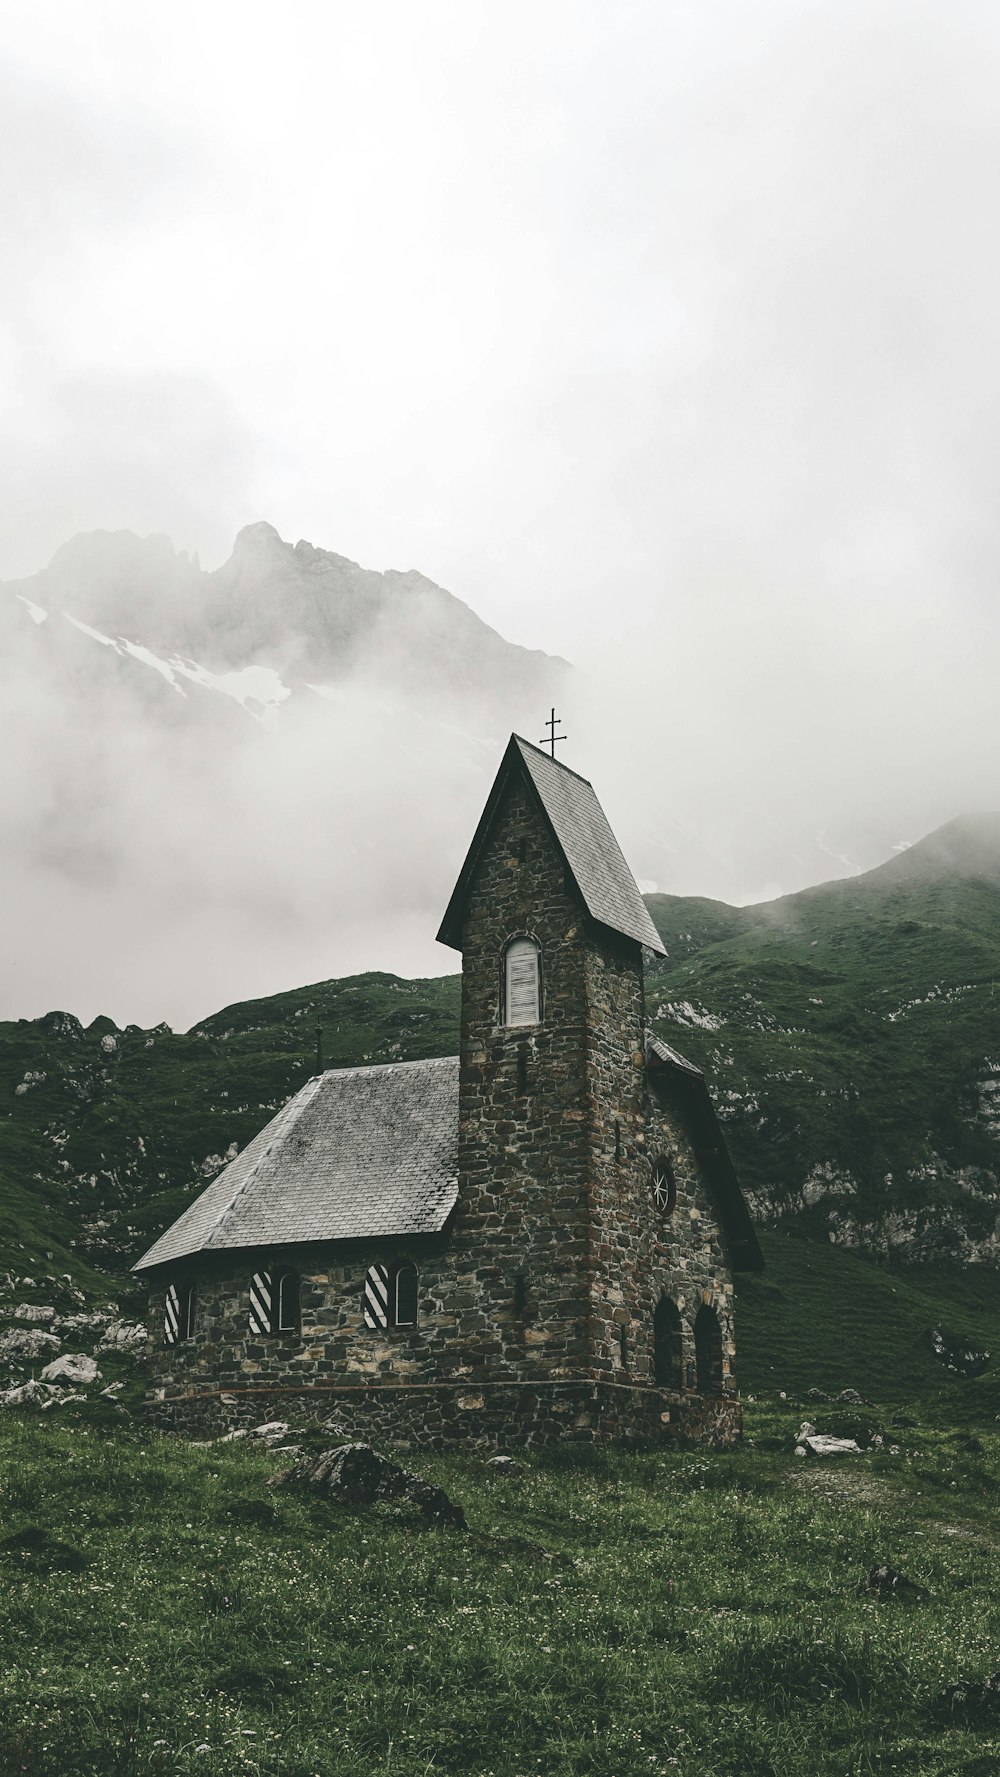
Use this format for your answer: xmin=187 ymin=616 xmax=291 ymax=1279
xmin=164 ymin=1284 xmax=180 ymax=1345
xmin=363 ymin=1263 xmax=389 ymax=1328
xmin=505 ymin=940 xmax=540 ymax=1026
xmin=249 ymin=1270 xmax=273 ymax=1334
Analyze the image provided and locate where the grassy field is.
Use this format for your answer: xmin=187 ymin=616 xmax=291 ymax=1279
xmin=1 ymin=1397 xmax=998 ymax=1777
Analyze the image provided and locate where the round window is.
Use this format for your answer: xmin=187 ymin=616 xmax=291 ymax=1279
xmin=651 ymin=1156 xmax=677 ymax=1214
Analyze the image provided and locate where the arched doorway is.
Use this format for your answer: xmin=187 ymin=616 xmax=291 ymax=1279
xmin=694 ymin=1304 xmax=723 ymax=1396
xmin=653 ymin=1296 xmax=683 ymax=1390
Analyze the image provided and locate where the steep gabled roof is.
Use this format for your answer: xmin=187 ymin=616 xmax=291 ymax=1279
xmin=437 ymin=735 xmax=666 ymax=955
xmin=646 ymin=1033 xmax=763 ymax=1272
xmin=134 ymin=1056 xmax=459 ymax=1271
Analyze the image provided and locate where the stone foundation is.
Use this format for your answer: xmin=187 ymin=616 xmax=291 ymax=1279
xmin=145 ymin=1378 xmax=742 ymax=1448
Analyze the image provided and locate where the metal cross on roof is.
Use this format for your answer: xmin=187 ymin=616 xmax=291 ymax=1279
xmin=540 ymin=707 xmax=566 ymax=759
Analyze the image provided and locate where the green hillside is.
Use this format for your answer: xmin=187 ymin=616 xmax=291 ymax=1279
xmin=1 ymin=815 xmax=999 ymax=1404
xmin=646 ymin=813 xmax=1000 ymax=1263
xmin=0 ymin=976 xmax=459 ymax=1286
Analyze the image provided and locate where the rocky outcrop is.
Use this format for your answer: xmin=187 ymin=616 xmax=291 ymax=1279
xmin=0 ymin=1328 xmax=61 ymax=1365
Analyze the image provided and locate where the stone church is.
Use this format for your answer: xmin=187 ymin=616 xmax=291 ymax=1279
xmin=137 ymin=734 xmax=761 ymax=1445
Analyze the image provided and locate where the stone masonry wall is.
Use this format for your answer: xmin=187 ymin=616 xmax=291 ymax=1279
xmin=643 ymin=1078 xmax=737 ymax=1393
xmin=146 ymin=1366 xmax=743 ymax=1450
xmin=580 ymin=935 xmax=736 ymax=1395
xmin=452 ymin=775 xmax=593 ymax=1378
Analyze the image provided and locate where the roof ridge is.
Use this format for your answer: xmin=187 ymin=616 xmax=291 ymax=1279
xmin=316 ymin=1054 xmax=459 ymax=1082
xmin=512 ymin=733 xmax=594 ymax=788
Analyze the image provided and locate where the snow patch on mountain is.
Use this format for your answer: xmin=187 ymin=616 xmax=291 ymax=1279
xmin=16 ymin=595 xmax=47 ymax=625
xmin=63 ymin=613 xmax=291 ymax=721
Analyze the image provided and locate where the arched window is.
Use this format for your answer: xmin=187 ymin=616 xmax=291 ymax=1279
xmin=276 ymin=1271 xmax=300 ymax=1332
xmin=248 ymin=1269 xmax=300 ymax=1334
xmin=394 ymin=1262 xmax=418 ymax=1326
xmin=164 ymin=1281 xmax=196 ymax=1344
xmin=363 ymin=1261 xmax=420 ymax=1328
xmin=653 ymin=1296 xmax=683 ymax=1389
xmin=504 ymin=938 xmax=541 ymax=1027
xmin=694 ymin=1303 xmax=723 ymax=1397
xmin=651 ymin=1156 xmax=677 ymax=1215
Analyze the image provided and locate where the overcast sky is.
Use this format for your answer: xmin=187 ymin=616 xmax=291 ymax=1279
xmin=3 ymin=0 xmax=1000 ymax=1024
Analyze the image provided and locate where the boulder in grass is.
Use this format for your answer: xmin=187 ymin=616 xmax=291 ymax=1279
xmin=857 ymin=1564 xmax=928 ymax=1601
xmin=0 ymin=1379 xmax=62 ymax=1410
xmin=250 ymin=1421 xmax=293 ymax=1446
xmin=14 ymin=1305 xmax=57 ymax=1325
xmin=936 ymin=1672 xmax=1000 ymax=1722
xmin=486 ymin=1454 xmax=522 ymax=1474
xmin=796 ymin=1433 xmax=862 ymax=1458
xmin=40 ymin=1353 xmax=100 ymax=1387
xmin=275 ymin=1441 xmax=466 ymax=1527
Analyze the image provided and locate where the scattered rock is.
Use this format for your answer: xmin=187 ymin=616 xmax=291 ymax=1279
xmin=250 ymin=1421 xmax=292 ymax=1445
xmin=0 ymin=1328 xmax=61 ymax=1364
xmin=13 ymin=1304 xmax=57 ymax=1324
xmin=804 ymin=1388 xmax=831 ymax=1402
xmin=929 ymin=1329 xmax=990 ymax=1378
xmin=100 ymin=1382 xmax=125 ymax=1398
xmin=55 ymin=1310 xmax=115 ymax=1338
xmin=857 ymin=1564 xmax=929 ymax=1601
xmin=486 ymin=1455 xmax=522 ymax=1473
xmin=0 ymin=1379 xmax=62 ymax=1410
xmin=40 ymin=1353 xmax=100 ymax=1387
xmin=836 ymin=1389 xmax=870 ymax=1405
xmin=96 ymin=1320 xmax=146 ymax=1352
xmin=936 ymin=1672 xmax=1000 ymax=1722
xmin=275 ymin=1442 xmax=466 ymax=1527
xmin=954 ymin=1432 xmax=985 ymax=1454
xmin=796 ymin=1434 xmax=862 ymax=1458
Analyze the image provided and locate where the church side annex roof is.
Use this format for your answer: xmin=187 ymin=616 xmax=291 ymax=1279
xmin=134 ymin=1056 xmax=460 ymax=1272
xmin=437 ymin=735 xmax=666 ymax=956
xmin=646 ymin=1033 xmax=763 ymax=1271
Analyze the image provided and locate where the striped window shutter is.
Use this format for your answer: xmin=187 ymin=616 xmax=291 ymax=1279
xmin=164 ymin=1284 xmax=180 ymax=1345
xmin=505 ymin=939 xmax=540 ymax=1026
xmin=249 ymin=1270 xmax=273 ymax=1334
xmin=363 ymin=1263 xmax=389 ymax=1328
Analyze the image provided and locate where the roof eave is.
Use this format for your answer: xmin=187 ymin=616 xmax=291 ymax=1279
xmin=436 ymin=735 xmax=523 ymax=951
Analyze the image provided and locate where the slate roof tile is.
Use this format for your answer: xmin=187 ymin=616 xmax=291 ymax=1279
xmin=134 ymin=1056 xmax=459 ymax=1271
xmin=438 ymin=735 xmax=666 ymax=955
